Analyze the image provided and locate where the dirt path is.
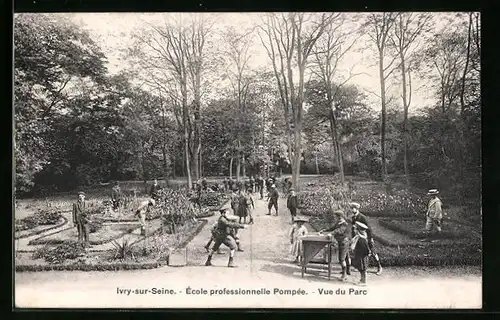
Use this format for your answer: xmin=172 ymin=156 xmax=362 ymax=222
xmin=15 ymin=195 xmax=482 ymax=309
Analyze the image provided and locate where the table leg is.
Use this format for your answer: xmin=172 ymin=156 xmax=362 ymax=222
xmin=301 ymin=253 xmax=305 ymax=278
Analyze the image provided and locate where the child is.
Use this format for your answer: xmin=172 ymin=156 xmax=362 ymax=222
xmin=289 ymin=217 xmax=308 ymax=263
xmin=351 ymin=221 xmax=371 ymax=286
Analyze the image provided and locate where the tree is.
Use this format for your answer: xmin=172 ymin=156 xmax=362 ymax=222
xmin=311 ymin=13 xmax=360 ymax=184
xmin=364 ymin=12 xmax=397 ymax=181
xmin=221 ymin=26 xmax=255 ymax=180
xmin=129 ymin=13 xmax=216 ymax=188
xmin=390 ymin=12 xmax=432 ymax=185
xmin=14 ymin=13 xmax=110 ymax=194
xmin=258 ymin=12 xmax=336 ymax=189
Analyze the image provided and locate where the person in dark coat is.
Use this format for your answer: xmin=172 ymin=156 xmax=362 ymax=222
xmin=267 ymin=184 xmax=280 ymax=216
xmin=150 ymin=179 xmax=162 ymax=201
xmin=223 ymin=177 xmax=229 ymax=192
xmin=73 ymin=191 xmax=90 ymax=247
xmin=256 ymin=175 xmax=264 ymax=199
xmin=249 ymin=176 xmax=255 ymax=193
xmin=286 ymin=188 xmax=298 ymax=223
xmin=350 ymin=202 xmax=383 ymax=275
xmin=201 ymin=178 xmax=208 ymax=191
xmin=351 ymin=221 xmax=371 ymax=286
xmin=319 ymin=209 xmax=351 ymax=281
xmin=204 ymin=209 xmax=246 ymax=267
xmin=111 ymin=181 xmax=122 ymax=211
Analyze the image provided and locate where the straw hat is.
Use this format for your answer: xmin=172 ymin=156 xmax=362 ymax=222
xmin=294 ymin=216 xmax=308 ymax=223
xmin=225 ymin=215 xmax=239 ymax=221
xmin=78 ymin=191 xmax=86 ymax=196
xmin=354 ymin=221 xmax=368 ymax=230
xmin=349 ymin=202 xmax=361 ymax=209
xmin=427 ymin=189 xmax=439 ymax=195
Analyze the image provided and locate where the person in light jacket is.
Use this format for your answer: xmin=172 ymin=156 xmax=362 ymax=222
xmin=289 ymin=217 xmax=308 ymax=263
xmin=425 ymin=189 xmax=443 ymax=232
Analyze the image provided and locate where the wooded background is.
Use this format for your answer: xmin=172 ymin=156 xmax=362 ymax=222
xmin=14 ymin=12 xmax=480 ymax=206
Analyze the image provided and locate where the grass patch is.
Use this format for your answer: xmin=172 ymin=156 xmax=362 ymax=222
xmin=15 ymin=216 xmax=68 ymax=239
xmin=378 ymin=218 xmax=480 ymax=240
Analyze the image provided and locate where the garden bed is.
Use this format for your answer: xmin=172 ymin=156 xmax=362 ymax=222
xmin=306 ymin=214 xmax=481 ymax=267
xmin=15 ymin=216 xmax=68 ymax=239
xmin=378 ymin=218 xmax=480 ymax=241
xmin=15 ymin=219 xmax=208 ymax=272
xmin=28 ymin=223 xmax=140 ymax=246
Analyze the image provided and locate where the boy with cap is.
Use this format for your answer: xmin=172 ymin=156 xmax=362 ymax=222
xmin=135 ymin=198 xmax=156 ymax=236
xmin=351 ymin=221 xmax=370 ymax=286
xmin=287 ymin=188 xmax=299 ymax=223
xmin=267 ymin=184 xmax=280 ymax=216
xmin=289 ymin=216 xmax=308 ymax=263
xmin=319 ymin=209 xmax=351 ymax=281
xmin=204 ymin=209 xmax=246 ymax=267
xmin=425 ymin=189 xmax=443 ymax=233
xmin=350 ymin=202 xmax=383 ymax=275
xmin=73 ymin=191 xmax=90 ymax=246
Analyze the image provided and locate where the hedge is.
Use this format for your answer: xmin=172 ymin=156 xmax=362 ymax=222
xmin=15 ymin=216 xmax=69 ymax=240
xmin=15 ymin=261 xmax=165 ymax=272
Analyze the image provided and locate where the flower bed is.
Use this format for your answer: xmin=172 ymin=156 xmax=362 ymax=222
xmin=378 ymin=218 xmax=479 ymax=240
xmin=353 ymin=190 xmax=427 ymax=217
xmin=28 ymin=223 xmax=140 ymax=246
xmin=15 ymin=209 xmax=63 ymax=232
xmin=199 ymin=192 xmax=229 ymax=208
xmin=15 ymin=216 xmax=68 ymax=239
xmin=15 ymin=219 xmax=208 ymax=272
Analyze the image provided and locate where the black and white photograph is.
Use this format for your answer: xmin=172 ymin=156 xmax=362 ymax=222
xmin=13 ymin=12 xmax=481 ymax=309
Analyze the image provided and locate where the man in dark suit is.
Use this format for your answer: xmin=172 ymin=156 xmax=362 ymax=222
xmin=286 ymin=188 xmax=298 ymax=223
xmin=350 ymin=202 xmax=383 ymax=275
xmin=73 ymin=191 xmax=90 ymax=247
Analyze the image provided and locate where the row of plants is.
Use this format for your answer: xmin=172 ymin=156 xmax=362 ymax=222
xmin=15 ymin=209 xmax=63 ymax=232
xmin=15 ymin=216 xmax=68 ymax=239
xmin=354 ymin=189 xmax=428 ymax=217
xmin=378 ymin=218 xmax=477 ymax=241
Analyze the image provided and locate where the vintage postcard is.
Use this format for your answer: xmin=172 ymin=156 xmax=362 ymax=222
xmin=14 ymin=12 xmax=481 ymax=309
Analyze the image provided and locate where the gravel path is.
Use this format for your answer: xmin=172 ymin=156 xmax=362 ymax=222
xmin=15 ymin=195 xmax=482 ymax=309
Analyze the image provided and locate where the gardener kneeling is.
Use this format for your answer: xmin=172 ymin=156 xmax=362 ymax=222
xmin=134 ymin=198 xmax=155 ymax=236
xmin=205 ymin=209 xmax=246 ymax=267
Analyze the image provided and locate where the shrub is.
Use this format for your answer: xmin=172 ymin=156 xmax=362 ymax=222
xmin=32 ymin=241 xmax=86 ymax=264
xmin=354 ymin=189 xmax=427 ymax=216
xmin=88 ymin=218 xmax=104 ymax=233
xmin=111 ymin=239 xmax=136 ymax=260
xmin=199 ymin=192 xmax=228 ymax=208
xmin=15 ymin=209 xmax=62 ymax=232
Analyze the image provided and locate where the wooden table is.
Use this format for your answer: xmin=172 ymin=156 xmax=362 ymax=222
xmin=301 ymin=234 xmax=336 ymax=280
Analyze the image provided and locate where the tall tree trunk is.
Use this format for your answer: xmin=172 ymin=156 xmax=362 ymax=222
xmin=315 ymin=153 xmax=320 ymax=174
xmin=329 ymin=106 xmax=345 ymax=185
xmin=236 ymin=140 xmax=241 ymax=181
xmin=181 ymin=82 xmax=192 ymax=189
xmin=140 ymin=142 xmax=148 ymax=194
xmin=242 ymin=155 xmax=246 ymax=178
xmin=400 ymin=50 xmax=411 ymax=186
xmin=292 ymin=119 xmax=302 ymax=190
xmin=460 ymin=12 xmax=472 ymax=118
xmin=378 ymin=51 xmax=388 ymax=181
xmin=229 ymin=157 xmax=233 ymax=179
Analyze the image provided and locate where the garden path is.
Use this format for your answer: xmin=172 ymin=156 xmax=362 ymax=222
xmin=16 ymin=194 xmax=481 ymax=309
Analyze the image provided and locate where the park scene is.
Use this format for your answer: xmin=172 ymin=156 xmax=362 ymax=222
xmin=14 ymin=12 xmax=481 ymax=309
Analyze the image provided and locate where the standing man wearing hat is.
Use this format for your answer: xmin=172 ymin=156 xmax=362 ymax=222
xmin=134 ymin=198 xmax=156 ymax=236
xmin=287 ymin=188 xmax=299 ymax=223
xmin=267 ymin=184 xmax=280 ymax=216
xmin=425 ymin=189 xmax=443 ymax=233
xmin=319 ymin=209 xmax=351 ymax=281
xmin=73 ymin=191 xmax=90 ymax=247
xmin=111 ymin=181 xmax=122 ymax=212
xmin=204 ymin=209 xmax=246 ymax=267
xmin=350 ymin=202 xmax=383 ymax=275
